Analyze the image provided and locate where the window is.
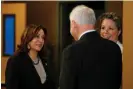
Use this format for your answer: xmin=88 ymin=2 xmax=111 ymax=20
xmin=3 ymin=14 xmax=15 ymax=56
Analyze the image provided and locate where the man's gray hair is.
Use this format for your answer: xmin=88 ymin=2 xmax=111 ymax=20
xmin=69 ymin=5 xmax=96 ymax=25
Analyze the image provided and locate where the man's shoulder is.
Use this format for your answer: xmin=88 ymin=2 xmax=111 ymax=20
xmin=64 ymin=41 xmax=82 ymax=51
xmin=102 ymin=38 xmax=121 ymax=52
xmin=63 ymin=43 xmax=75 ymax=53
xmin=105 ymin=39 xmax=119 ymax=47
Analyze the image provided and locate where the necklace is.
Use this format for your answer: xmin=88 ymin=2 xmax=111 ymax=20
xmin=33 ymin=57 xmax=40 ymax=65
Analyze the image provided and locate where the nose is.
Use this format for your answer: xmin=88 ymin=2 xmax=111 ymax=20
xmin=104 ymin=28 xmax=109 ymax=34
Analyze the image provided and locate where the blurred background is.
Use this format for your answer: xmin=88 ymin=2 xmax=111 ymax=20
xmin=1 ymin=1 xmax=133 ymax=89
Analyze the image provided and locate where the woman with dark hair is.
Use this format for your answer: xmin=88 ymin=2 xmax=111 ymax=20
xmin=5 ymin=24 xmax=56 ymax=89
xmin=95 ymin=12 xmax=123 ymax=53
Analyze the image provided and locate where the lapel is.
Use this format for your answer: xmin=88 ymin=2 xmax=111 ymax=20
xmin=23 ymin=52 xmax=48 ymax=84
xmin=40 ymin=57 xmax=48 ymax=78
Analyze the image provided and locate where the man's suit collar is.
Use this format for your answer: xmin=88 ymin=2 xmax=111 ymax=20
xmin=78 ymin=30 xmax=96 ymax=40
xmin=79 ymin=31 xmax=100 ymax=41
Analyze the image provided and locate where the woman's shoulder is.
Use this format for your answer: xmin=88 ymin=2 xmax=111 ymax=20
xmin=8 ymin=52 xmax=27 ymax=63
xmin=6 ymin=52 xmax=28 ymax=73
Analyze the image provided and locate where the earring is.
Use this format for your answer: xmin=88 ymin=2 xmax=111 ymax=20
xmin=28 ymin=44 xmax=30 ymax=49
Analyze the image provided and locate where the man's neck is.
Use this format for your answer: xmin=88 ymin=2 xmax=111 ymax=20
xmin=78 ymin=30 xmax=95 ymax=40
xmin=78 ymin=24 xmax=95 ymax=39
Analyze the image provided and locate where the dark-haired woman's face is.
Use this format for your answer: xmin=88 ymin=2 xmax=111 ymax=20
xmin=100 ymin=19 xmax=121 ymax=42
xmin=28 ymin=29 xmax=45 ymax=52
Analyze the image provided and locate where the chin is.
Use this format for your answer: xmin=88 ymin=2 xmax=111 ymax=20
xmin=35 ymin=48 xmax=42 ymax=52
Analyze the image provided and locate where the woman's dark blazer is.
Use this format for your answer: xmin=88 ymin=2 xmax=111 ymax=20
xmin=5 ymin=52 xmax=56 ymax=89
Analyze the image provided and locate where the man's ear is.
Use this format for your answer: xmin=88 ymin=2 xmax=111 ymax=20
xmin=71 ymin=20 xmax=77 ymax=28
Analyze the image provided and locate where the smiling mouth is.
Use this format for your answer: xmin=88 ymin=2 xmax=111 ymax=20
xmin=36 ymin=44 xmax=43 ymax=47
xmin=102 ymin=34 xmax=111 ymax=39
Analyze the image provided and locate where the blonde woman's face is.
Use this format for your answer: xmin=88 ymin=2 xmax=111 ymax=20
xmin=100 ymin=19 xmax=120 ymax=42
xmin=28 ymin=29 xmax=45 ymax=52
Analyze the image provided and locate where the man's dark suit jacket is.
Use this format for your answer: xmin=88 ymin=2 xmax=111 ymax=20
xmin=5 ymin=52 xmax=56 ymax=89
xmin=60 ymin=31 xmax=122 ymax=89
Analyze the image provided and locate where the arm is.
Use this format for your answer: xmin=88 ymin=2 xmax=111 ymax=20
xmin=110 ymin=45 xmax=122 ymax=89
xmin=115 ymin=46 xmax=122 ymax=89
xmin=5 ymin=56 xmax=19 ymax=89
xmin=59 ymin=48 xmax=78 ymax=89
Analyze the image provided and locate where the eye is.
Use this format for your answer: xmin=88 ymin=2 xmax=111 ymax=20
xmin=101 ymin=26 xmax=105 ymax=30
xmin=35 ymin=35 xmax=39 ymax=38
xmin=109 ymin=27 xmax=114 ymax=30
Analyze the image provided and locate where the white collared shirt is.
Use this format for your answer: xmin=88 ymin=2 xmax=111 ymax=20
xmin=33 ymin=57 xmax=46 ymax=84
xmin=116 ymin=41 xmax=123 ymax=53
xmin=78 ymin=30 xmax=96 ymax=40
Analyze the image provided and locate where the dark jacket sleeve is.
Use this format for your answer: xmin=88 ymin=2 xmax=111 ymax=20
xmin=106 ymin=42 xmax=122 ymax=89
xmin=59 ymin=47 xmax=78 ymax=89
xmin=114 ymin=45 xmax=122 ymax=89
xmin=5 ymin=56 xmax=19 ymax=89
